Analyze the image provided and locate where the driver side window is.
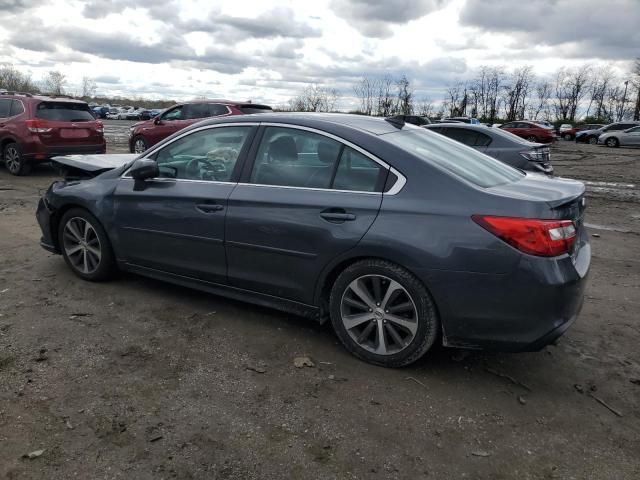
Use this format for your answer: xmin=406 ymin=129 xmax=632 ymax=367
xmin=162 ymin=105 xmax=184 ymax=121
xmin=154 ymin=126 xmax=252 ymax=182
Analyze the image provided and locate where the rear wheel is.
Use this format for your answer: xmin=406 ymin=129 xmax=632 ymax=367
xmin=563 ymin=133 xmax=572 ymax=141
xmin=3 ymin=142 xmax=31 ymax=176
xmin=605 ymin=137 xmax=619 ymax=148
xmin=132 ymin=136 xmax=148 ymax=154
xmin=588 ymin=136 xmax=598 ymax=145
xmin=526 ymin=135 xmax=538 ymax=142
xmin=58 ymin=208 xmax=116 ymax=281
xmin=329 ymin=259 xmax=439 ymax=367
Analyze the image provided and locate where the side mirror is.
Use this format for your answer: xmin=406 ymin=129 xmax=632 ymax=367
xmin=154 ymin=117 xmax=163 ymax=125
xmin=129 ymin=159 xmax=159 ymax=181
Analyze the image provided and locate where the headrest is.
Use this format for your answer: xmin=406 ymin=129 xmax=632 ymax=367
xmin=268 ymin=136 xmax=297 ymax=162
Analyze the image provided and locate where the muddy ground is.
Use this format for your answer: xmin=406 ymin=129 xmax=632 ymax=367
xmin=1 ymin=124 xmax=639 ymax=479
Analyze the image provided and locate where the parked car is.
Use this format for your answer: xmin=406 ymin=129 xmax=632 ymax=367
xmin=561 ymin=124 xmax=604 ymax=141
xmin=424 ymin=123 xmax=552 ymax=174
xmin=138 ymin=110 xmax=155 ymax=120
xmin=442 ymin=117 xmax=481 ymax=125
xmin=393 ymin=115 xmax=431 ymax=126
xmin=128 ymin=99 xmax=272 ymax=153
xmin=559 ymin=124 xmax=573 ymax=135
xmin=105 ymin=108 xmax=120 ymax=120
xmin=0 ymin=92 xmax=105 ymax=175
xmin=575 ymin=121 xmax=640 ymax=144
xmin=499 ymin=121 xmax=555 ymax=143
xmin=37 ymin=113 xmax=589 ymax=367
xmin=92 ymin=106 xmax=109 ymax=119
xmin=598 ymin=125 xmax=640 ymax=147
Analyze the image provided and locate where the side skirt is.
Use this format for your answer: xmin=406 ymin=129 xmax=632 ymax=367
xmin=121 ymin=262 xmax=322 ymax=320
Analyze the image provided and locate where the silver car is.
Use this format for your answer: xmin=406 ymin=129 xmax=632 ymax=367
xmin=424 ymin=123 xmax=553 ymax=174
xmin=598 ymin=125 xmax=640 ymax=147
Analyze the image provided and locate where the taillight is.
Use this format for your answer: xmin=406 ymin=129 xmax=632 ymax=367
xmin=472 ymin=215 xmax=576 ymax=257
xmin=95 ymin=121 xmax=104 ymax=134
xmin=25 ymin=119 xmax=52 ymax=133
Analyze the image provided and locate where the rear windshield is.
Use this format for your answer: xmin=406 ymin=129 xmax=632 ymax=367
xmin=36 ymin=102 xmax=95 ymax=122
xmin=385 ymin=129 xmax=524 ymax=188
xmin=239 ymin=105 xmax=272 ymax=114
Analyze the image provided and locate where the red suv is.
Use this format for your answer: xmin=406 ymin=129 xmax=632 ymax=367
xmin=0 ymin=92 xmax=105 ymax=175
xmin=499 ymin=121 xmax=555 ymax=144
xmin=128 ymin=100 xmax=272 ymax=153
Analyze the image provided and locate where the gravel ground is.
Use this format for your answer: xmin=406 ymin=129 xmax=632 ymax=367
xmin=1 ymin=124 xmax=639 ymax=479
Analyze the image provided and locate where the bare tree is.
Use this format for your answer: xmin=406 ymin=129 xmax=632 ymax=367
xmin=395 ymin=75 xmax=413 ymax=115
xmin=376 ymin=75 xmax=395 ymax=117
xmin=633 ymin=58 xmax=640 ymax=121
xmin=353 ymin=76 xmax=377 ymax=115
xmin=43 ymin=70 xmax=66 ymax=95
xmin=416 ymin=96 xmax=435 ymax=118
xmin=288 ymin=85 xmax=339 ymax=112
xmin=528 ymin=80 xmax=552 ymax=120
xmin=503 ymin=66 xmax=533 ymax=121
xmin=81 ymin=76 xmax=97 ymax=99
xmin=0 ymin=64 xmax=39 ymax=93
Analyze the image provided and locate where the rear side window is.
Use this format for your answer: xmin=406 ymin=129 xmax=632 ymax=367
xmin=183 ymin=103 xmax=210 ymax=120
xmin=386 ymin=129 xmax=524 ymax=188
xmin=0 ymin=99 xmax=11 ymax=118
xmin=442 ymin=128 xmax=492 ymax=147
xmin=36 ymin=102 xmax=94 ymax=122
xmin=208 ymin=104 xmax=230 ymax=116
xmin=239 ymin=105 xmax=272 ymax=115
xmin=10 ymin=100 xmax=24 ymax=116
xmin=333 ymin=147 xmax=385 ymax=192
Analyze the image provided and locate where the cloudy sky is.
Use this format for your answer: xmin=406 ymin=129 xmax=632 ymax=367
xmin=0 ymin=0 xmax=638 ymax=108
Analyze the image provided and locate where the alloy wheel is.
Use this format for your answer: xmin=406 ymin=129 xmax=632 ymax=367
xmin=62 ymin=217 xmax=102 ymax=274
xmin=134 ymin=138 xmax=146 ymax=153
xmin=340 ymin=275 xmax=418 ymax=355
xmin=588 ymin=137 xmax=598 ymax=145
xmin=606 ymin=138 xmax=617 ymax=147
xmin=5 ymin=147 xmax=21 ymax=174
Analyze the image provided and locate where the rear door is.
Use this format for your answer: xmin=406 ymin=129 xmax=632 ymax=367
xmin=225 ymin=125 xmax=388 ymax=304
xmin=623 ymin=126 xmax=640 ymax=145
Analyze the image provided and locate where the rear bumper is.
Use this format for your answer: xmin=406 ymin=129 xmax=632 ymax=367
xmin=419 ymin=240 xmax=591 ymax=352
xmin=22 ymin=138 xmax=106 ymax=162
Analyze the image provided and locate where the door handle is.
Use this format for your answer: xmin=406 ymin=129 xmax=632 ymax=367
xmin=196 ymin=203 xmax=223 ymax=213
xmin=320 ymin=209 xmax=356 ymax=223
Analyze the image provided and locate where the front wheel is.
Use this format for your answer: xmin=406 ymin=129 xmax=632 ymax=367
xmin=329 ymin=259 xmax=439 ymax=367
xmin=132 ymin=136 xmax=148 ymax=154
xmin=526 ymin=135 xmax=538 ymax=142
xmin=4 ymin=142 xmax=31 ymax=176
xmin=605 ymin=137 xmax=619 ymax=148
xmin=58 ymin=208 xmax=116 ymax=281
xmin=563 ymin=133 xmax=572 ymax=141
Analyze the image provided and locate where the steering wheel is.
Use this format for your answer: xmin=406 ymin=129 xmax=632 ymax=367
xmin=185 ymin=157 xmax=227 ymax=181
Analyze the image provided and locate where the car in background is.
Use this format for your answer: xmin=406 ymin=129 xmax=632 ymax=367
xmin=533 ymin=120 xmax=554 ymax=130
xmin=575 ymin=121 xmax=640 ymax=144
xmin=443 ymin=117 xmax=481 ymax=124
xmin=394 ymin=115 xmax=431 ymax=126
xmin=499 ymin=121 xmax=555 ymax=143
xmin=128 ymin=99 xmax=272 ymax=153
xmin=0 ymin=92 xmax=105 ymax=175
xmin=425 ymin=123 xmax=552 ymax=174
xmin=561 ymin=124 xmax=604 ymax=141
xmin=138 ymin=110 xmax=155 ymax=120
xmin=92 ymin=106 xmax=109 ymax=119
xmin=105 ymin=108 xmax=120 ymax=120
xmin=598 ymin=125 xmax=640 ymax=147
xmin=559 ymin=124 xmax=573 ymax=136
xmin=37 ymin=113 xmax=589 ymax=367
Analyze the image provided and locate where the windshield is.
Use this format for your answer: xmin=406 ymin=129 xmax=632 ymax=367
xmin=36 ymin=102 xmax=95 ymax=122
xmin=385 ymin=129 xmax=524 ymax=188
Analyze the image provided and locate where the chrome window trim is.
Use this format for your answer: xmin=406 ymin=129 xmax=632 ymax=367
xmin=123 ymin=121 xmax=407 ymax=195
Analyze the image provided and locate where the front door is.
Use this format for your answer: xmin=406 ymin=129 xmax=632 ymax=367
xmin=113 ymin=124 xmax=256 ymax=283
xmin=225 ymin=126 xmax=387 ymax=304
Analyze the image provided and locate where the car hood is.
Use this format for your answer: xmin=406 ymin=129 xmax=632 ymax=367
xmin=51 ymin=154 xmax=138 ymax=173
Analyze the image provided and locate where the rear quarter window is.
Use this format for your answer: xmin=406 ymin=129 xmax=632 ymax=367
xmin=36 ymin=102 xmax=95 ymax=122
xmin=385 ymin=129 xmax=524 ymax=188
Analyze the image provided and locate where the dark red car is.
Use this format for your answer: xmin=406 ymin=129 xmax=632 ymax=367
xmin=561 ymin=124 xmax=604 ymax=141
xmin=499 ymin=121 xmax=555 ymax=144
xmin=128 ymin=100 xmax=272 ymax=153
xmin=0 ymin=92 xmax=105 ymax=175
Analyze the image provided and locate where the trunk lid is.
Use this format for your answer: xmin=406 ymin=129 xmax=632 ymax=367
xmin=51 ymin=153 xmax=137 ymax=178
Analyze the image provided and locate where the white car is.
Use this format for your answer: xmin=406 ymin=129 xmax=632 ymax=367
xmin=559 ymin=124 xmax=573 ymax=134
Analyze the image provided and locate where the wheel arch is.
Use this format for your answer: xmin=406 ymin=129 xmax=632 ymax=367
xmin=0 ymin=137 xmax=19 ymax=157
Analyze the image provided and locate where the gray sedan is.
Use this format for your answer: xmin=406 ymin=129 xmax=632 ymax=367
xmin=425 ymin=123 xmax=553 ymax=174
xmin=598 ymin=125 xmax=640 ymax=147
xmin=37 ymin=113 xmax=589 ymax=367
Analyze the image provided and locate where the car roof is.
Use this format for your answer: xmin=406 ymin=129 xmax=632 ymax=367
xmin=194 ymin=112 xmax=410 ymax=135
xmin=178 ymin=99 xmax=270 ymax=107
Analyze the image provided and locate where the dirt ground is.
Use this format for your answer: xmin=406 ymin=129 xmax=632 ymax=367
xmin=1 ymin=123 xmax=639 ymax=479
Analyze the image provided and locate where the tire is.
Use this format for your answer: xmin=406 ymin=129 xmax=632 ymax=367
xmin=526 ymin=135 xmax=538 ymax=142
xmin=605 ymin=137 xmax=619 ymax=148
xmin=132 ymin=136 xmax=148 ymax=154
xmin=58 ymin=208 xmax=116 ymax=282
xmin=588 ymin=136 xmax=598 ymax=145
xmin=3 ymin=142 xmax=31 ymax=176
xmin=329 ymin=259 xmax=439 ymax=368
xmin=563 ymin=133 xmax=572 ymax=141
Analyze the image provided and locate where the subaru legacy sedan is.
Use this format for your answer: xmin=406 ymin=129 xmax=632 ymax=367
xmin=36 ymin=114 xmax=590 ymax=367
